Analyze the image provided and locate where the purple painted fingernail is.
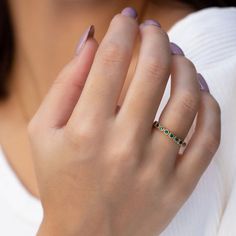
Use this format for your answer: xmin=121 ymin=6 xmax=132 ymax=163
xmin=121 ymin=7 xmax=137 ymax=18
xmin=170 ymin=42 xmax=185 ymax=56
xmin=142 ymin=19 xmax=161 ymax=28
xmin=76 ymin=25 xmax=95 ymax=55
xmin=197 ymin=73 xmax=210 ymax=92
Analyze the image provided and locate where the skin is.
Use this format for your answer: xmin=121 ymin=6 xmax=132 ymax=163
xmin=0 ymin=0 xmax=221 ymax=235
xmin=0 ymin=0 xmax=194 ymax=198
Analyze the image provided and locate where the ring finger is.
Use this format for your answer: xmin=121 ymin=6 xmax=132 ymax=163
xmin=151 ymin=45 xmax=201 ymax=167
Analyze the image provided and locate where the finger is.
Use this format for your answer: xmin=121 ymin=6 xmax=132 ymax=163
xmin=67 ymin=8 xmax=139 ymax=128
xmin=30 ymin=26 xmax=98 ymax=130
xmin=174 ymin=92 xmax=221 ymax=188
xmin=151 ymin=48 xmax=201 ymax=162
xmin=117 ymin=20 xmax=171 ymax=138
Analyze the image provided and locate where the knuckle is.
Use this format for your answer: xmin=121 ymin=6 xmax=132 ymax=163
xmin=178 ymin=91 xmax=200 ymax=114
xmin=143 ymin=56 xmax=170 ymax=80
xmin=51 ymin=77 xmax=64 ymax=91
xmin=54 ymin=71 xmax=85 ymax=95
xmin=111 ymin=144 xmax=134 ymax=161
xmin=51 ymin=75 xmax=70 ymax=96
xmin=107 ymin=141 xmax=138 ymax=168
xmin=64 ymin=123 xmax=96 ymax=147
xmin=99 ymin=40 xmax=127 ymax=66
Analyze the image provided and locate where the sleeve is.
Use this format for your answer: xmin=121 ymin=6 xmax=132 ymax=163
xmin=159 ymin=7 xmax=236 ymax=236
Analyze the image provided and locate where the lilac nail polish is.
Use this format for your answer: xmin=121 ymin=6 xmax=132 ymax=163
xmin=142 ymin=19 xmax=161 ymax=28
xmin=197 ymin=73 xmax=210 ymax=92
xmin=121 ymin=7 xmax=137 ymax=18
xmin=170 ymin=42 xmax=185 ymax=56
xmin=76 ymin=25 xmax=95 ymax=55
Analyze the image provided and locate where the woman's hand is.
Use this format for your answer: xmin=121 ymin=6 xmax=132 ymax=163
xmin=28 ymin=8 xmax=221 ymax=236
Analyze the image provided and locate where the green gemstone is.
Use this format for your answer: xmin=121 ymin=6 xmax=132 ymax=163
xmin=160 ymin=127 xmax=164 ymax=131
xmin=164 ymin=129 xmax=170 ymax=135
xmin=169 ymin=133 xmax=174 ymax=138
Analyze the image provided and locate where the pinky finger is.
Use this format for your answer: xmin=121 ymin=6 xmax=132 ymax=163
xmin=174 ymin=91 xmax=221 ymax=187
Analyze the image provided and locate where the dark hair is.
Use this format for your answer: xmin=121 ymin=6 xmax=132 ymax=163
xmin=181 ymin=0 xmax=236 ymax=9
xmin=0 ymin=0 xmax=236 ymax=101
xmin=0 ymin=0 xmax=14 ymax=100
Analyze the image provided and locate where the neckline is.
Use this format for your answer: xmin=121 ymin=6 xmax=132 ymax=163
xmin=0 ymin=145 xmax=42 ymax=223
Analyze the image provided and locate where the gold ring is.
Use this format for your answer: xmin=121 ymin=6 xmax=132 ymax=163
xmin=153 ymin=121 xmax=186 ymax=147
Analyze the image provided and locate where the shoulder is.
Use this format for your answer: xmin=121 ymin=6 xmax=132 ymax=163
xmin=168 ymin=7 xmax=236 ymax=71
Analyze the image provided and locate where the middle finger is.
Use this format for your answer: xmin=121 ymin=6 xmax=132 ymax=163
xmin=68 ymin=8 xmax=139 ymax=128
xmin=117 ymin=21 xmax=171 ymax=138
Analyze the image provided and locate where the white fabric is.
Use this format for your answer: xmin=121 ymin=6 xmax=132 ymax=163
xmin=0 ymin=146 xmax=42 ymax=235
xmin=0 ymin=7 xmax=236 ymax=236
xmin=160 ymin=7 xmax=236 ymax=236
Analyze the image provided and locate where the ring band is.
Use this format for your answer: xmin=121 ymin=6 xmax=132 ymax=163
xmin=153 ymin=121 xmax=186 ymax=147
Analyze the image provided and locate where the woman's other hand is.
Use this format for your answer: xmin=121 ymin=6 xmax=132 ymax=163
xmin=28 ymin=7 xmax=221 ymax=236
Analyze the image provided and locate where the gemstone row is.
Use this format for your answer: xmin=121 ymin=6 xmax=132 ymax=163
xmin=153 ymin=121 xmax=186 ymax=147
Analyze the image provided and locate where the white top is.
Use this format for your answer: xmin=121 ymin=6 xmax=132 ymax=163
xmin=0 ymin=146 xmax=43 ymax=235
xmin=161 ymin=7 xmax=236 ymax=236
xmin=0 ymin=7 xmax=236 ymax=236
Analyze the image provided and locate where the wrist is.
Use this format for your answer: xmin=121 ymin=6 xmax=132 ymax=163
xmin=37 ymin=216 xmax=112 ymax=236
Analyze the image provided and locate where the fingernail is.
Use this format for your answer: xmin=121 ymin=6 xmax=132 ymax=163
xmin=197 ymin=73 xmax=210 ymax=92
xmin=141 ymin=19 xmax=161 ymax=28
xmin=121 ymin=7 xmax=137 ymax=18
xmin=170 ymin=42 xmax=185 ymax=56
xmin=76 ymin=25 xmax=95 ymax=55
